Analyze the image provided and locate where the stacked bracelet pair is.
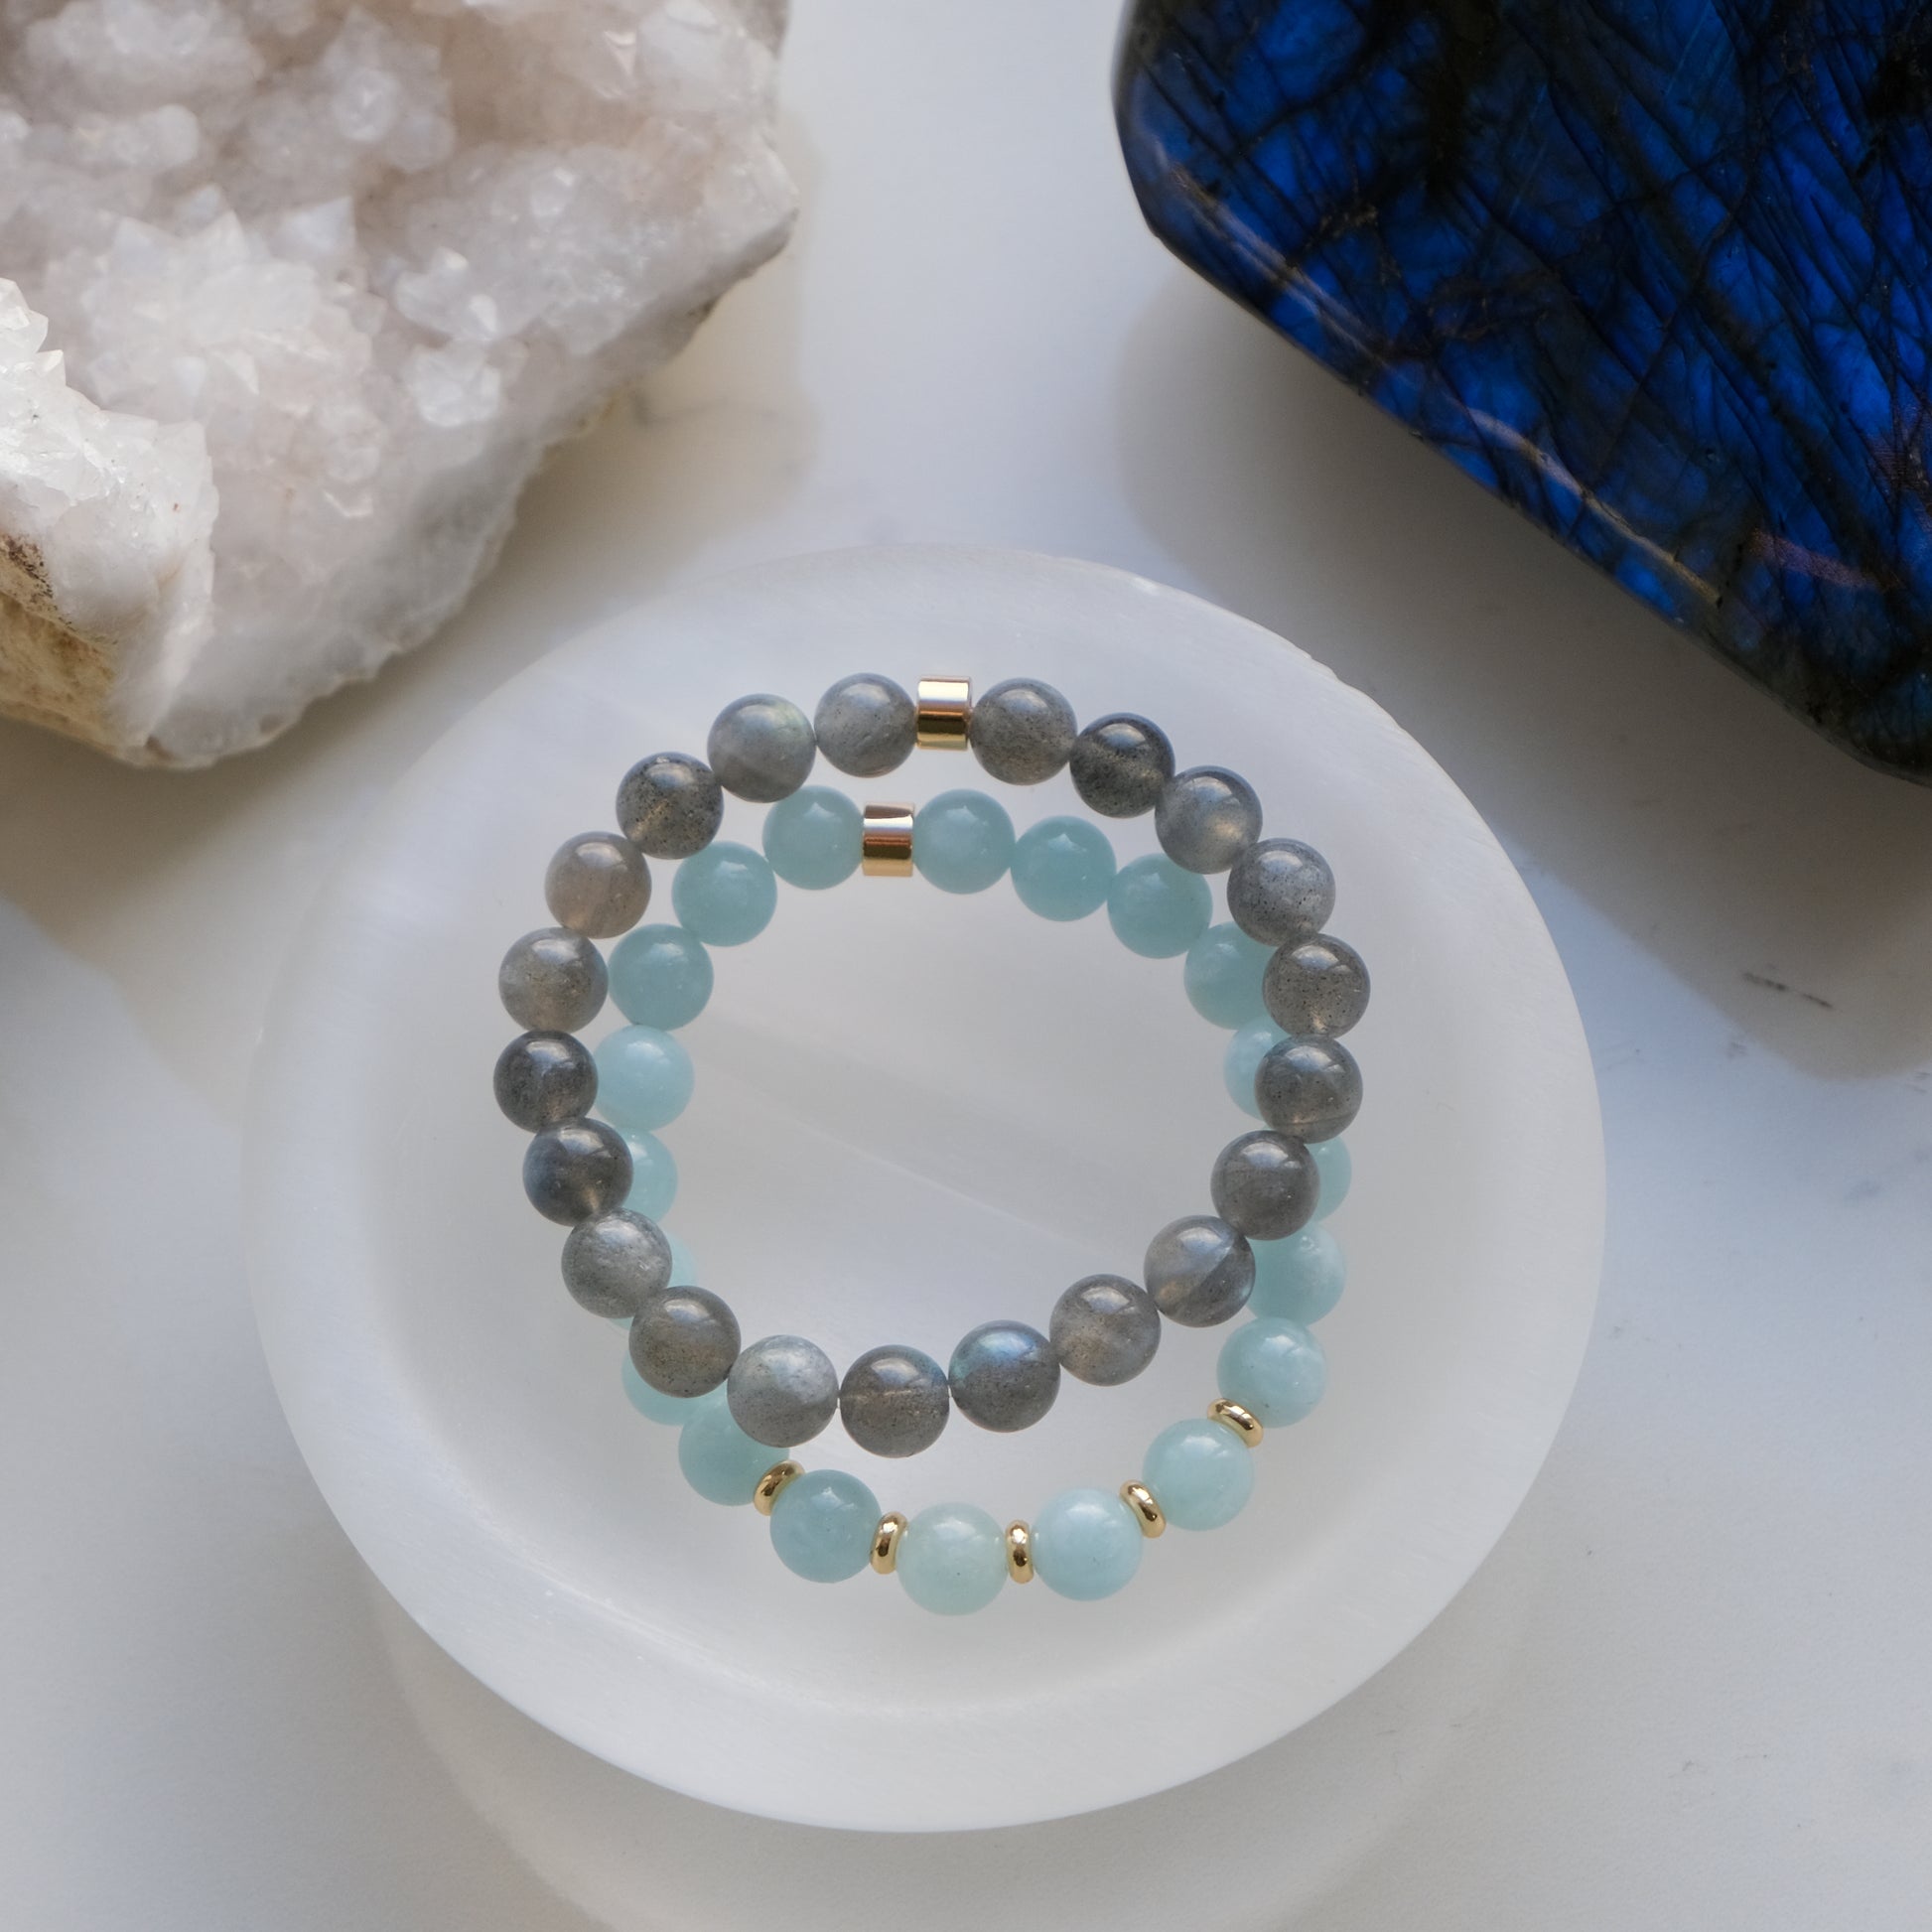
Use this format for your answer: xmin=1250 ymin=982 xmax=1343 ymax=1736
xmin=491 ymin=674 xmax=1368 ymax=1611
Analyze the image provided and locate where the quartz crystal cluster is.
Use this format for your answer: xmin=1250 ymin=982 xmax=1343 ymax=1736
xmin=0 ymin=0 xmax=794 ymax=762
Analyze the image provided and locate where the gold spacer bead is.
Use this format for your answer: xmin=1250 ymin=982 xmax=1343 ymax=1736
xmin=1208 ymin=1397 xmax=1264 ymax=1448
xmin=753 ymin=1460 xmax=803 ymax=1515
xmin=1005 ymin=1520 xmax=1035 ymax=1583
xmin=1120 ymin=1480 xmax=1166 ymax=1538
xmin=871 ymin=1511 xmax=907 ymax=1574
xmin=915 ymin=676 xmax=972 ymax=749
xmin=861 ymin=801 xmax=915 ymax=877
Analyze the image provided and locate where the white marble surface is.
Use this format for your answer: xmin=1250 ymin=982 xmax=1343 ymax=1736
xmin=0 ymin=1 xmax=1926 ymax=1925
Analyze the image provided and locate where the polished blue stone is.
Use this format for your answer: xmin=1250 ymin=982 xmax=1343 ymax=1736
xmin=1117 ymin=0 xmax=1932 ymax=780
xmin=609 ymin=924 xmax=713 ymax=1031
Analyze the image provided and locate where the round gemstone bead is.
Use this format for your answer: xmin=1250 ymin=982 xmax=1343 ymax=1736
xmin=1311 ymin=1137 xmax=1352 ymax=1218
xmin=616 ymin=752 xmax=725 ymax=860
xmin=1144 ymin=1214 xmax=1255 ymax=1326
xmin=544 ymin=831 xmax=651 ymax=937
xmin=523 ymin=1118 xmax=631 ymax=1224
xmin=1255 ymin=1035 xmax=1362 ymax=1142
xmin=914 ymin=789 xmax=1016 ymax=894
xmin=671 ymin=840 xmax=777 ymax=946
xmin=677 ymin=1387 xmax=786 ymax=1504
xmin=1049 ymin=1275 xmax=1162 ymax=1386
xmin=1069 ymin=712 xmax=1173 ymax=818
xmin=493 ymin=1031 xmax=597 ymax=1131
xmin=666 ymin=1231 xmax=700 ymax=1286
xmin=1223 ymin=1017 xmax=1286 ymax=1118
xmin=1106 ymin=853 xmax=1212 ymax=957
xmin=1210 ymin=1129 xmax=1319 ymax=1239
xmin=949 ymin=1319 xmax=1060 ymax=1432
xmin=1218 ymin=1317 xmax=1327 ymax=1426
xmin=1250 ymin=1225 xmax=1347 ymax=1323
xmin=629 ymin=1285 xmax=740 ymax=1398
xmin=1010 ymin=815 xmax=1116 ymax=920
xmin=594 ymin=1024 xmax=694 ymax=1132
xmin=1263 ymin=933 xmax=1371 ymax=1036
xmin=708 ymin=693 xmax=817 ymax=802
xmin=897 ymin=1502 xmax=1008 ymax=1615
xmin=839 ymin=1344 xmax=951 ymax=1457
xmin=814 ymin=672 xmax=917 ymax=777
xmin=1183 ymin=922 xmax=1271 ymax=1028
xmin=609 ymin=923 xmax=713 ymax=1031
xmin=1226 ymin=839 xmax=1336 ymax=945
xmin=561 ymin=1208 xmax=672 ymax=1316
xmin=499 ymin=926 xmax=607 ymax=1032
xmin=968 ymin=678 xmax=1077 ymax=783
xmin=1143 ymin=1418 xmax=1255 ymax=1531
xmin=761 ymin=786 xmax=862 ymax=890
xmin=1031 ymin=1488 xmax=1143 ymax=1600
xmin=769 ymin=1468 xmax=882 ymax=1583
xmin=728 ymin=1333 xmax=840 ymax=1448
xmin=622 ymin=1351 xmax=700 ymax=1425
xmin=1155 ymin=766 xmax=1262 ymax=873
xmin=621 ymin=1129 xmax=678 ymax=1219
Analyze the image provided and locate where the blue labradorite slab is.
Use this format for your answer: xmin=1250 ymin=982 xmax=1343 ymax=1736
xmin=1116 ymin=0 xmax=1932 ymax=779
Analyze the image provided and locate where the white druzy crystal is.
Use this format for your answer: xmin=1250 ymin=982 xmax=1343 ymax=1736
xmin=0 ymin=0 xmax=793 ymax=761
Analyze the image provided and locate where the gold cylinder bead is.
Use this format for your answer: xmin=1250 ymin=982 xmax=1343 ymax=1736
xmin=1005 ymin=1520 xmax=1035 ymax=1583
xmin=871 ymin=1511 xmax=907 ymax=1574
xmin=1207 ymin=1397 xmax=1264 ymax=1448
xmin=861 ymin=802 xmax=915 ymax=877
xmin=753 ymin=1460 xmax=803 ymax=1515
xmin=1120 ymin=1481 xmax=1166 ymax=1538
xmin=915 ymin=676 xmax=972 ymax=749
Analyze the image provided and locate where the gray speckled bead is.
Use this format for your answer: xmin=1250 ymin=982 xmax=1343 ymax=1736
xmin=560 ymin=1208 xmax=673 ymax=1317
xmin=1227 ymin=838 xmax=1335 ymax=945
xmin=615 ymin=753 xmax=726 ymax=860
xmin=493 ymin=1031 xmax=598 ymax=1131
xmin=814 ymin=673 xmax=917 ymax=777
xmin=499 ymin=926 xmax=607 ymax=1032
xmin=1049 ymin=1275 xmax=1162 ymax=1386
xmin=1254 ymin=1035 xmax=1363 ymax=1143
xmin=1263 ymin=934 xmax=1371 ymax=1036
xmin=968 ymin=678 xmax=1077 ymax=784
xmin=1069 ymin=713 xmax=1174 ymax=818
xmin=728 ymin=1333 xmax=840 ymax=1447
xmin=544 ymin=831 xmax=651 ymax=938
xmin=1211 ymin=1131 xmax=1319 ymax=1240
xmin=1156 ymin=767 xmax=1264 ymax=873
xmin=708 ymin=693 xmax=817 ymax=802
xmin=1144 ymin=1215 xmax=1256 ymax=1326
xmin=522 ymin=1117 xmax=631 ymax=1224
xmin=629 ymin=1286 xmax=742 ymax=1398
xmin=840 ymin=1344 xmax=950 ymax=1457
xmin=949 ymin=1320 xmax=1061 ymax=1432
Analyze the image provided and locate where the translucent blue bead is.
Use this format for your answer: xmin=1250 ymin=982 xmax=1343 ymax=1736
xmin=897 ymin=1501 xmax=1008 ymax=1614
xmin=1107 ymin=853 xmax=1212 ymax=957
xmin=672 ymin=840 xmax=777 ymax=945
xmin=666 ymin=1231 xmax=699 ymax=1287
xmin=1250 ymin=1226 xmax=1346 ymax=1323
xmin=1311 ymin=1137 xmax=1352 ymax=1219
xmin=1031 ymin=1488 xmax=1144 ymax=1600
xmin=1143 ymin=1418 xmax=1255 ymax=1530
xmin=762 ymin=786 xmax=862 ymax=890
xmin=769 ymin=1468 xmax=881 ymax=1583
xmin=1222 ymin=1018 xmax=1286 ymax=1118
xmin=914 ymin=789 xmax=1016 ymax=894
xmin=622 ymin=1351 xmax=700 ymax=1425
xmin=594 ymin=1024 xmax=694 ymax=1132
xmin=677 ymin=1388 xmax=788 ymax=1505
xmin=609 ymin=924 xmax=713 ymax=1030
xmin=1010 ymin=815 xmax=1117 ymax=920
xmin=622 ymin=1130 xmax=678 ymax=1219
xmin=1184 ymin=921 xmax=1271 ymax=1027
xmin=1218 ymin=1317 xmax=1327 ymax=1427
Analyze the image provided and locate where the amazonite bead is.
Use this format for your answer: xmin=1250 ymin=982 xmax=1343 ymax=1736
xmin=1144 ymin=1418 xmax=1255 ymax=1530
xmin=622 ymin=1353 xmax=700 ymax=1425
xmin=1107 ymin=853 xmax=1212 ymax=957
xmin=761 ymin=786 xmax=862 ymax=890
xmin=1223 ymin=1018 xmax=1286 ymax=1119
xmin=595 ymin=1024 xmax=693 ymax=1132
xmin=672 ymin=840 xmax=777 ymax=945
xmin=914 ymin=789 xmax=1016 ymax=894
xmin=1184 ymin=922 xmax=1271 ymax=1028
xmin=609 ymin=924 xmax=713 ymax=1030
xmin=666 ymin=1231 xmax=699 ymax=1286
xmin=1011 ymin=815 xmax=1116 ymax=920
xmin=1031 ymin=1488 xmax=1143 ymax=1600
xmin=1311 ymin=1137 xmax=1352 ymax=1218
xmin=677 ymin=1388 xmax=788 ymax=1505
xmin=621 ymin=1130 xmax=678 ymax=1219
xmin=769 ymin=1468 xmax=881 ymax=1583
xmin=1250 ymin=1226 xmax=1346 ymax=1323
xmin=897 ymin=1502 xmax=1008 ymax=1615
xmin=1218 ymin=1317 xmax=1327 ymax=1427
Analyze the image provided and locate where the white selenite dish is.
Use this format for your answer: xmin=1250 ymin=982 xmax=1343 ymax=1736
xmin=245 ymin=545 xmax=1604 ymax=1832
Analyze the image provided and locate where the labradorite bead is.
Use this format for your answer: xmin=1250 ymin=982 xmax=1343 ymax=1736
xmin=493 ymin=1031 xmax=597 ymax=1131
xmin=1049 ymin=1275 xmax=1162 ymax=1386
xmin=1156 ymin=766 xmax=1263 ymax=873
xmin=677 ymin=1387 xmax=783 ymax=1504
xmin=1250 ymin=1225 xmax=1347 ymax=1323
xmin=561 ymin=1208 xmax=672 ymax=1316
xmin=629 ymin=1285 xmax=741 ymax=1398
xmin=708 ymin=693 xmax=817 ymax=802
xmin=1223 ymin=1018 xmax=1286 ymax=1119
xmin=968 ymin=677 xmax=1077 ymax=783
xmin=949 ymin=1320 xmax=1060 ymax=1432
xmin=544 ymin=831 xmax=651 ymax=938
xmin=671 ymin=840 xmax=777 ymax=945
xmin=1010 ymin=815 xmax=1117 ymax=920
xmin=1144 ymin=1215 xmax=1255 ymax=1326
xmin=499 ymin=926 xmax=608 ymax=1032
xmin=1106 ymin=853 xmax=1212 ymax=957
xmin=1031 ymin=1488 xmax=1144 ymax=1600
xmin=1226 ymin=839 xmax=1335 ymax=945
xmin=761 ymin=786 xmax=862 ymax=890
xmin=1263 ymin=934 xmax=1371 ymax=1036
xmin=1069 ymin=712 xmax=1173 ymax=817
xmin=621 ymin=1130 xmax=678 ymax=1219
xmin=622 ymin=1351 xmax=700 ymax=1424
xmin=1311 ymin=1138 xmax=1352 ymax=1219
xmin=1210 ymin=1129 xmax=1319 ymax=1240
xmin=609 ymin=924 xmax=713 ymax=1030
xmin=1254 ymin=1035 xmax=1362 ymax=1142
xmin=769 ymin=1468 xmax=881 ymax=1583
xmin=914 ymin=789 xmax=1016 ymax=894
xmin=523 ymin=1117 xmax=631 ymax=1224
xmin=897 ymin=1501 xmax=1008 ymax=1615
xmin=814 ymin=672 xmax=916 ymax=776
xmin=615 ymin=752 xmax=725 ymax=860
xmin=1218 ymin=1317 xmax=1327 ymax=1427
xmin=1143 ymin=1418 xmax=1255 ymax=1531
xmin=594 ymin=1024 xmax=694 ymax=1133
xmin=728 ymin=1333 xmax=840 ymax=1448
xmin=839 ymin=1344 xmax=951 ymax=1457
xmin=1183 ymin=922 xmax=1271 ymax=1028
